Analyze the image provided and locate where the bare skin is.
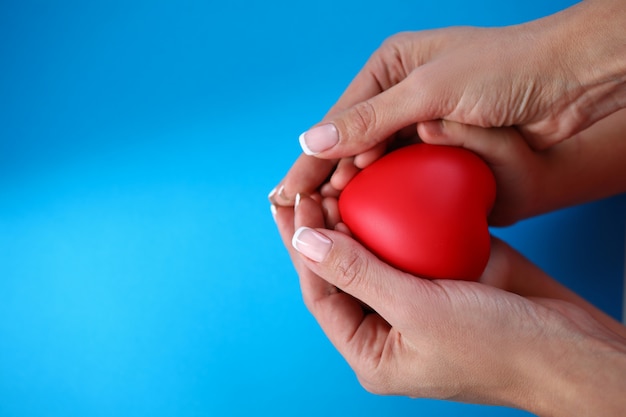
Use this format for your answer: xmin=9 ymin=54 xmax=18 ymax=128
xmin=270 ymin=1 xmax=626 ymax=413
xmin=270 ymin=0 xmax=626 ymax=207
xmin=274 ymin=195 xmax=626 ymax=416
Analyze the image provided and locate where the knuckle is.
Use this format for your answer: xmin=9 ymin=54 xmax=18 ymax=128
xmin=367 ymin=32 xmax=415 ymax=93
xmin=359 ymin=379 xmax=385 ymax=395
xmin=354 ymin=333 xmax=404 ymax=396
xmin=346 ymin=100 xmax=377 ymax=139
xmin=380 ymin=31 xmax=412 ymax=50
xmin=331 ymin=247 xmax=368 ymax=291
xmin=300 ymin=282 xmax=339 ymax=314
xmin=357 ymin=368 xmax=394 ymax=396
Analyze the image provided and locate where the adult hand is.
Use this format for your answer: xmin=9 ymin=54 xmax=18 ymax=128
xmin=274 ymin=195 xmax=626 ymax=416
xmin=270 ymin=0 xmax=626 ymax=205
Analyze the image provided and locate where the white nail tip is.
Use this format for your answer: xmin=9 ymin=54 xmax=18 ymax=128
xmin=299 ymin=132 xmax=317 ymax=156
xmin=270 ymin=204 xmax=277 ymax=221
xmin=291 ymin=226 xmax=308 ymax=251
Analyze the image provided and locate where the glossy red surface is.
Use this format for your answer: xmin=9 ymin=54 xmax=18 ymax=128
xmin=339 ymin=144 xmax=496 ymax=280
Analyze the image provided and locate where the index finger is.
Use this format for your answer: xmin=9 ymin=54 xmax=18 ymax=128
xmin=271 ymin=56 xmax=387 ymax=206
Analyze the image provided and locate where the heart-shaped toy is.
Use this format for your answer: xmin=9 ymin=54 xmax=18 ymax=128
xmin=338 ymin=144 xmax=496 ymax=281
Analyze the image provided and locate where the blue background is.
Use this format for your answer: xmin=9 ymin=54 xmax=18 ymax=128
xmin=1 ymin=0 xmax=624 ymax=416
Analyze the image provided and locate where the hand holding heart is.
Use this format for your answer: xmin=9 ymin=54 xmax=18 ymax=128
xmin=275 ymin=194 xmax=626 ymax=416
xmin=316 ymin=112 xmax=626 ymax=230
xmin=272 ymin=118 xmax=626 ymax=415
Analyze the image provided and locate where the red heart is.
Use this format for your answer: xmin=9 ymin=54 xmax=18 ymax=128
xmin=338 ymin=144 xmax=496 ymax=281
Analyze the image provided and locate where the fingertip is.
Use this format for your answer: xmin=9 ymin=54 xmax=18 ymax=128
xmin=320 ymin=182 xmax=341 ymax=199
xmin=321 ymin=197 xmax=341 ymax=229
xmin=418 ymin=120 xmax=445 ymax=141
xmin=418 ymin=119 xmax=470 ymax=146
xmin=269 ymin=184 xmax=295 ymax=206
xmin=293 ymin=192 xmax=327 ymax=239
xmin=270 ymin=204 xmax=277 ymax=222
xmin=299 ymin=124 xmax=339 ymax=156
xmin=299 ymin=132 xmax=316 ymax=156
xmin=354 ymin=143 xmax=386 ymax=169
xmin=330 ymin=158 xmax=360 ymax=190
xmin=334 ymin=222 xmax=351 ymax=235
xmin=268 ymin=185 xmax=280 ymax=204
xmin=292 ymin=226 xmax=334 ymax=263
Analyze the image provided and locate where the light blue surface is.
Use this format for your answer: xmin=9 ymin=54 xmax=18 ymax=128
xmin=1 ymin=0 xmax=623 ymax=416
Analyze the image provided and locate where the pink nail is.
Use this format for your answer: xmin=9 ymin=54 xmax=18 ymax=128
xmin=299 ymin=124 xmax=339 ymax=155
xmin=292 ymin=227 xmax=332 ymax=262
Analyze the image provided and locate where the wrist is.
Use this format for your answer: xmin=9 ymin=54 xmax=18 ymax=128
xmin=522 ymin=0 xmax=626 ymax=141
xmin=517 ymin=323 xmax=626 ymax=417
xmin=563 ymin=0 xmax=626 ymax=112
xmin=550 ymin=1 xmax=626 ymax=112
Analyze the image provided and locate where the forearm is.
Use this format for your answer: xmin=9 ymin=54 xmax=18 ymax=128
xmin=486 ymin=240 xmax=626 ymax=339
xmin=523 ymin=331 xmax=626 ymax=417
xmin=522 ymin=0 xmax=626 ymax=140
xmin=483 ymin=239 xmax=626 ymax=415
xmin=568 ymin=0 xmax=626 ymax=91
xmin=530 ymin=108 xmax=626 ymax=217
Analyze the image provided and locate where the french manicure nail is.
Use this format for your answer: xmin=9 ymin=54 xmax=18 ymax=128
xmin=294 ymin=193 xmax=302 ymax=208
xmin=299 ymin=124 xmax=339 ymax=155
xmin=292 ymin=227 xmax=332 ymax=262
xmin=269 ymin=185 xmax=291 ymax=205
xmin=277 ymin=185 xmax=289 ymax=202
xmin=270 ymin=204 xmax=277 ymax=222
xmin=268 ymin=186 xmax=278 ymax=201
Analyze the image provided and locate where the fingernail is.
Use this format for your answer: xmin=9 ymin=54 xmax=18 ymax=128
xmin=269 ymin=185 xmax=291 ymax=205
xmin=292 ymin=227 xmax=332 ymax=262
xmin=278 ymin=185 xmax=290 ymax=202
xmin=270 ymin=204 xmax=277 ymax=222
xmin=294 ymin=193 xmax=302 ymax=208
xmin=268 ymin=186 xmax=278 ymax=201
xmin=422 ymin=120 xmax=444 ymax=138
xmin=299 ymin=124 xmax=338 ymax=155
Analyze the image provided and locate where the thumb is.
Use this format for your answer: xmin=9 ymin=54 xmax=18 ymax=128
xmin=291 ymin=226 xmax=430 ymax=324
xmin=299 ymin=73 xmax=446 ymax=159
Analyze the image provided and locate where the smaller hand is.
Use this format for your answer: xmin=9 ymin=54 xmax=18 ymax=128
xmin=417 ymin=110 xmax=626 ymax=226
xmin=417 ymin=121 xmax=543 ymax=226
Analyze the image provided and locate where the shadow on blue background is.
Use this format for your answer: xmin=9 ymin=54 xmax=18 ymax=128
xmin=1 ymin=1 xmax=622 ymax=416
